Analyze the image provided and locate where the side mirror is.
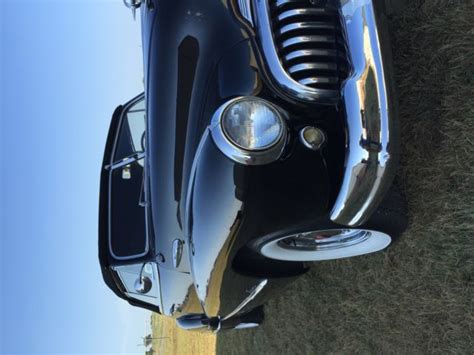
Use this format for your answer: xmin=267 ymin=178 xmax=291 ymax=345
xmin=123 ymin=0 xmax=141 ymax=8
xmin=122 ymin=0 xmax=142 ymax=20
xmin=134 ymin=263 xmax=152 ymax=294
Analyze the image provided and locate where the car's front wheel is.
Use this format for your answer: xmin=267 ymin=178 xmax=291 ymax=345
xmin=250 ymin=187 xmax=407 ymax=262
xmin=256 ymin=229 xmax=392 ymax=262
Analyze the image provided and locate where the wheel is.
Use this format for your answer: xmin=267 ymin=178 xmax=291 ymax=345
xmin=250 ymin=187 xmax=407 ymax=262
xmin=256 ymin=229 xmax=392 ymax=261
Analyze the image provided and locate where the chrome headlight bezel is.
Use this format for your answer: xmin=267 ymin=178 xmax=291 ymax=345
xmin=210 ymin=97 xmax=288 ymax=165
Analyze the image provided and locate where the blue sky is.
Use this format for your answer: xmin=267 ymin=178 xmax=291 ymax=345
xmin=1 ymin=1 xmax=152 ymax=353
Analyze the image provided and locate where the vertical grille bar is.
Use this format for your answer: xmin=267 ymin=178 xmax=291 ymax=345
xmin=270 ymin=0 xmax=350 ymax=94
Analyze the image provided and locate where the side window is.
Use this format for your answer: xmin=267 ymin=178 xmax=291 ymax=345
xmin=113 ymin=98 xmax=146 ymax=163
xmin=110 ymin=158 xmax=146 ymax=258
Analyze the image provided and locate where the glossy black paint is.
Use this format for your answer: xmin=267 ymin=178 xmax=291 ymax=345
xmin=140 ymin=0 xmax=342 ymax=319
xmin=189 ymin=133 xmax=332 ymax=317
xmin=100 ymin=0 xmax=351 ymax=326
xmin=140 ymin=0 xmax=258 ymax=271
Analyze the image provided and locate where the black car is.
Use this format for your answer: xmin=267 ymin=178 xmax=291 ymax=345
xmin=99 ymin=0 xmax=407 ymax=331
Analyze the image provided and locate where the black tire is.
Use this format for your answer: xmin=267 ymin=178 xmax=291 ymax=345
xmin=362 ymin=184 xmax=408 ymax=241
xmin=232 ymin=245 xmax=310 ymax=278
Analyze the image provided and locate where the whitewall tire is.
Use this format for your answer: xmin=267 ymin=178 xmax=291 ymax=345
xmin=258 ymin=229 xmax=392 ymax=262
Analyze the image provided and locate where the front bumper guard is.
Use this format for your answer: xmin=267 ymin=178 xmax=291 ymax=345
xmin=330 ymin=0 xmax=398 ymax=226
xmin=239 ymin=0 xmax=399 ymax=226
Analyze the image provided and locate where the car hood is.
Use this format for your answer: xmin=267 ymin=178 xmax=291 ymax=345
xmin=141 ymin=1 xmax=254 ymax=271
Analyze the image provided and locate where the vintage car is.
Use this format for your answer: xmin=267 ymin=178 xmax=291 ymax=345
xmin=99 ymin=0 xmax=407 ymax=331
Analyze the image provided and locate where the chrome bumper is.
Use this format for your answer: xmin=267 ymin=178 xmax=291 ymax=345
xmin=330 ymin=0 xmax=398 ymax=226
xmin=241 ymin=0 xmax=399 ymax=226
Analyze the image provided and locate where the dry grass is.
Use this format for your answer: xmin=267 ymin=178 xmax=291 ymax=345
xmin=149 ymin=313 xmax=216 ymax=355
xmin=217 ymin=1 xmax=474 ymax=354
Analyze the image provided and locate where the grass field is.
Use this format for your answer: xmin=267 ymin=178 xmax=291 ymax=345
xmin=150 ymin=313 xmax=215 ymax=355
xmin=150 ymin=1 xmax=473 ymax=354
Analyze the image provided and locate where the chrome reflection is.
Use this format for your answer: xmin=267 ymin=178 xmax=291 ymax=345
xmin=222 ymin=279 xmax=268 ymax=321
xmin=253 ymin=0 xmax=347 ymax=103
xmin=278 ymin=230 xmax=371 ymax=251
xmin=330 ymin=0 xmax=398 ymax=226
xmin=172 ymin=239 xmax=184 ymax=268
xmin=237 ymin=0 xmax=254 ymax=26
xmin=209 ymin=97 xmax=288 ymax=165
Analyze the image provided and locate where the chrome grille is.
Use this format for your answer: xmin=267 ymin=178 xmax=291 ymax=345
xmin=269 ymin=0 xmax=350 ymax=96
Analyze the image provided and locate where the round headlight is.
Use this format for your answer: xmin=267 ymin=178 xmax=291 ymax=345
xmin=221 ymin=98 xmax=284 ymax=151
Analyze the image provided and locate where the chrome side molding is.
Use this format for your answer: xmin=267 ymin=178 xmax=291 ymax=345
xmin=330 ymin=0 xmax=398 ymax=226
xmin=172 ymin=239 xmax=184 ymax=268
xmin=237 ymin=0 xmax=254 ymax=26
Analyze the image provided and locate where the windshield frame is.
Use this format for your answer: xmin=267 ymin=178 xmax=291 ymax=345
xmin=107 ymin=94 xmax=151 ymax=261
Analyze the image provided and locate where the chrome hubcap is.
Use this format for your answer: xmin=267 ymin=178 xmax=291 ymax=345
xmin=278 ymin=229 xmax=372 ymax=251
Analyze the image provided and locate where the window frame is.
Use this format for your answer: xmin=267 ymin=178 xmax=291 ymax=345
xmin=107 ymin=95 xmax=150 ymax=261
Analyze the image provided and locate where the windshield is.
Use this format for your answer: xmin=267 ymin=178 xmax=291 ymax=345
xmin=108 ymin=96 xmax=149 ymax=259
xmin=112 ymin=98 xmax=146 ymax=163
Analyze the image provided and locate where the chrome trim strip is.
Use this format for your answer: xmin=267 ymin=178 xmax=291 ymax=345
xmin=183 ymin=129 xmax=210 ymax=240
xmin=253 ymin=0 xmax=340 ymax=103
xmin=284 ymin=49 xmax=346 ymax=62
xmin=273 ymin=0 xmax=302 ymax=8
xmin=299 ymin=77 xmax=339 ymax=85
xmin=280 ymin=35 xmax=342 ymax=49
xmin=209 ymin=97 xmax=288 ymax=166
xmin=278 ymin=21 xmax=337 ymax=36
xmin=222 ymin=279 xmax=268 ymax=321
xmin=277 ymin=8 xmax=329 ymax=21
xmin=330 ymin=0 xmax=397 ymax=226
xmin=288 ymin=62 xmax=338 ymax=73
xmin=172 ymin=239 xmax=184 ymax=268
xmin=238 ymin=0 xmax=254 ymax=26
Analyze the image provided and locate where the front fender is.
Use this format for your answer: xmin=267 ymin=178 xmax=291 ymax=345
xmin=187 ymin=134 xmax=266 ymax=317
xmin=187 ymin=131 xmax=331 ymax=317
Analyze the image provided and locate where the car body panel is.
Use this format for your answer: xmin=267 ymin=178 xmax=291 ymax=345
xmin=99 ymin=0 xmax=403 ymax=330
xmin=140 ymin=0 xmax=259 ymax=272
xmin=189 ymin=134 xmax=330 ymax=317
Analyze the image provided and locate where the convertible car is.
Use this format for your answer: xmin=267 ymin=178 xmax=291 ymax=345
xmin=99 ymin=0 xmax=407 ymax=331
